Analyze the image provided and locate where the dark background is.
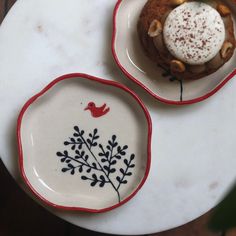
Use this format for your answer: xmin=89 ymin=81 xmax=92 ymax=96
xmin=0 ymin=1 xmax=234 ymax=235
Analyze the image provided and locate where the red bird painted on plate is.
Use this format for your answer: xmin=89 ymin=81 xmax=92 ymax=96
xmin=84 ymin=102 xmax=110 ymax=118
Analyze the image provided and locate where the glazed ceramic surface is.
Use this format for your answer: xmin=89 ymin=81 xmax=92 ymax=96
xmin=1 ymin=0 xmax=236 ymax=235
xmin=112 ymin=0 xmax=236 ymax=104
xmin=18 ymin=74 xmax=151 ymax=212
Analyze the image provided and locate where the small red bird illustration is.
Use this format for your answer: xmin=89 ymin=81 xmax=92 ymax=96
xmin=84 ymin=102 xmax=110 ymax=118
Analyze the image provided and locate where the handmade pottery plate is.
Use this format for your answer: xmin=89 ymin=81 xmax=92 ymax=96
xmin=112 ymin=0 xmax=236 ymax=105
xmin=17 ymin=73 xmax=152 ymax=213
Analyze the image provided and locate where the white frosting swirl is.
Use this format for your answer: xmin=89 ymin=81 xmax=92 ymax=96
xmin=163 ymin=2 xmax=225 ymax=65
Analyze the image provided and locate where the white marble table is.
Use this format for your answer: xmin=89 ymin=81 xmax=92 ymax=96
xmin=0 ymin=0 xmax=236 ymax=235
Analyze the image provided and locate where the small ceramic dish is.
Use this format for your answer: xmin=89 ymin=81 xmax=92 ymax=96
xmin=112 ymin=0 xmax=236 ymax=105
xmin=17 ymin=73 xmax=152 ymax=213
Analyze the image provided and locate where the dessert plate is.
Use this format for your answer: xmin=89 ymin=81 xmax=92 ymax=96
xmin=112 ymin=0 xmax=236 ymax=105
xmin=17 ymin=73 xmax=152 ymax=213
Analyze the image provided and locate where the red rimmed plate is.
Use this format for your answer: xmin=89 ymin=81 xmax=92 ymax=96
xmin=112 ymin=0 xmax=236 ymax=105
xmin=17 ymin=73 xmax=152 ymax=213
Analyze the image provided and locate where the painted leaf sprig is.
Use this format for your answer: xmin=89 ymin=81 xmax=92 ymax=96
xmin=56 ymin=125 xmax=136 ymax=202
xmin=117 ymin=154 xmax=135 ymax=187
xmin=158 ymin=64 xmax=183 ymax=102
xmin=87 ymin=128 xmax=99 ymax=150
xmin=81 ymin=174 xmax=108 ymax=187
xmin=98 ymin=135 xmax=128 ymax=177
xmin=64 ymin=126 xmax=85 ymax=150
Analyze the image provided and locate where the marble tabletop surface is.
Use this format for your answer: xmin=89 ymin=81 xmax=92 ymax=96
xmin=0 ymin=0 xmax=236 ymax=235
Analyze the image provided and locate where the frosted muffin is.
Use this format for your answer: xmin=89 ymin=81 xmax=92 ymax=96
xmin=137 ymin=0 xmax=235 ymax=80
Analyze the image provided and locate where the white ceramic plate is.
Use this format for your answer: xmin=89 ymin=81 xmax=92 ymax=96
xmin=112 ymin=0 xmax=236 ymax=105
xmin=17 ymin=73 xmax=152 ymax=213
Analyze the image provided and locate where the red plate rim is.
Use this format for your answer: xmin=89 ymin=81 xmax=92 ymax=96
xmin=111 ymin=0 xmax=236 ymax=105
xmin=17 ymin=73 xmax=152 ymax=213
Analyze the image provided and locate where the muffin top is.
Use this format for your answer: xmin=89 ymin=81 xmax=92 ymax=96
xmin=163 ymin=2 xmax=225 ymax=65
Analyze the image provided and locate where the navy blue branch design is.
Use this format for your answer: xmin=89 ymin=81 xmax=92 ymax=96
xmin=159 ymin=65 xmax=183 ymax=102
xmin=87 ymin=128 xmax=99 ymax=150
xmin=56 ymin=126 xmax=135 ymax=203
xmin=116 ymin=154 xmax=135 ymax=190
xmin=98 ymin=135 xmax=128 ymax=177
xmin=56 ymin=150 xmax=103 ymax=174
xmin=81 ymin=174 xmax=109 ymax=187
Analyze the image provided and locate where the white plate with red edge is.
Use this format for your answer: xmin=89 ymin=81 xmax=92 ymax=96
xmin=112 ymin=0 xmax=236 ymax=105
xmin=17 ymin=73 xmax=151 ymax=213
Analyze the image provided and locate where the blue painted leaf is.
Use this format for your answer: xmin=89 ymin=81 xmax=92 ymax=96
xmin=123 ymin=145 xmax=128 ymax=150
xmin=130 ymin=154 xmax=135 ymax=161
xmin=70 ymin=138 xmax=75 ymax=142
xmin=110 ymin=168 xmax=116 ymax=173
xmin=115 ymin=155 xmax=121 ymax=160
xmin=112 ymin=135 xmax=116 ymax=141
xmin=68 ymin=163 xmax=74 ymax=168
xmin=122 ymin=180 xmax=128 ymax=184
xmin=94 ymin=129 xmax=98 ymax=135
xmin=99 ymin=153 xmax=105 ymax=157
xmin=111 ymin=160 xmax=117 ymax=165
xmin=61 ymin=158 xmax=66 ymax=163
xmin=56 ymin=152 xmax=63 ymax=157
xmin=113 ymin=142 xmax=118 ymax=148
xmin=64 ymin=151 xmax=68 ymax=156
xmin=65 ymin=159 xmax=71 ymax=163
xmin=89 ymin=133 xmax=93 ymax=138
xmin=71 ymin=169 xmax=75 ymax=175
xmin=81 ymin=176 xmax=88 ymax=180
xmin=120 ymin=151 xmax=126 ymax=155
xmin=71 ymin=145 xmax=76 ymax=150
xmin=106 ymin=145 xmax=111 ymax=150
xmin=101 ymin=158 xmax=107 ymax=163
xmin=91 ymin=181 xmax=97 ymax=187
xmin=99 ymin=182 xmax=105 ymax=187
xmin=64 ymin=141 xmax=70 ymax=145
xmin=117 ymin=146 xmax=121 ymax=152
xmin=92 ymin=142 xmax=97 ymax=146
xmin=126 ymin=172 xmax=132 ymax=176
xmin=79 ymin=166 xmax=83 ymax=173
xmin=104 ymin=166 xmax=109 ymax=171
xmin=94 ymin=135 xmax=99 ymax=139
xmin=73 ymin=133 xmax=79 ymax=137
xmin=105 ymin=152 xmax=109 ymax=158
xmin=124 ymin=159 xmax=128 ymax=165
xmin=129 ymin=164 xmax=135 ymax=168
xmin=120 ymin=168 xmax=125 ymax=174
xmin=92 ymin=174 xmax=97 ymax=180
xmin=116 ymin=176 xmax=121 ymax=182
xmin=74 ymin=126 xmax=79 ymax=132
xmin=84 ymin=155 xmax=89 ymax=161
xmin=100 ymin=175 xmax=105 ymax=181
xmin=62 ymin=168 xmax=69 ymax=172
xmin=87 ymin=168 xmax=91 ymax=173
xmin=92 ymin=163 xmax=97 ymax=169
xmin=80 ymin=130 xmax=84 ymax=135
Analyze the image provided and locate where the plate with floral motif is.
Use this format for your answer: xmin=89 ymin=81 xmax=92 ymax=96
xmin=17 ymin=73 xmax=152 ymax=213
xmin=112 ymin=0 xmax=236 ymax=105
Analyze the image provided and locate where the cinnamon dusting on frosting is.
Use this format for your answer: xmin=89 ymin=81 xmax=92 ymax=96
xmin=163 ymin=2 xmax=226 ymax=65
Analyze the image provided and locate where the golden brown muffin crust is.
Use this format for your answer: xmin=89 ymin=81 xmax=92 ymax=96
xmin=137 ymin=0 xmax=236 ymax=80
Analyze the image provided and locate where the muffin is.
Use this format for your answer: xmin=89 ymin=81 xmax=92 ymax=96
xmin=137 ymin=0 xmax=235 ymax=80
